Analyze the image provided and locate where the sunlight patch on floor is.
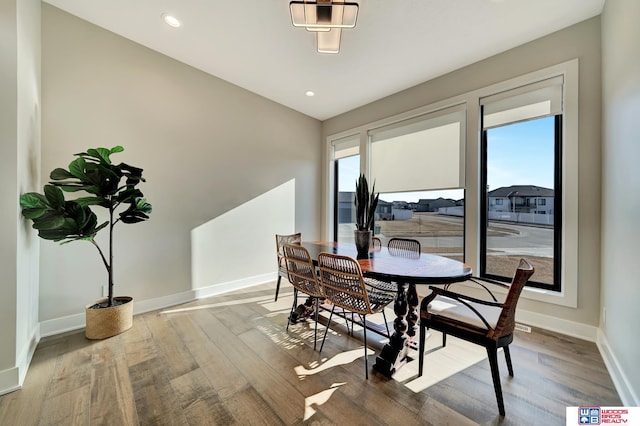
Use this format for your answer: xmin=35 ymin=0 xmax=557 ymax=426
xmin=304 ymin=383 xmax=346 ymax=421
xmin=398 ymin=331 xmax=487 ymax=392
xmin=160 ymin=291 xmax=294 ymax=315
xmin=294 ymin=348 xmax=370 ymax=379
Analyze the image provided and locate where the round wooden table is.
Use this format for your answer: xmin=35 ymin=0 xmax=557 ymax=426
xmin=301 ymin=241 xmax=472 ymax=376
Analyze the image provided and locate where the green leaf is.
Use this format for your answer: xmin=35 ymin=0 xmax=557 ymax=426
xmin=94 ymin=221 xmax=109 ymax=233
xmin=136 ymin=197 xmax=152 ymax=214
xmin=44 ymin=185 xmax=65 ymax=209
xmin=110 ymin=146 xmax=124 ymax=154
xmin=119 ymin=211 xmax=149 ymax=224
xmin=19 ymin=192 xmax=48 ymax=209
xmin=38 ymin=228 xmax=70 ymax=242
xmin=74 ymin=196 xmax=106 ymax=207
xmin=21 ymin=207 xmax=48 ymax=219
xmin=68 ymin=157 xmax=87 ymax=180
xmin=50 ymin=168 xmax=74 ymax=180
xmin=31 ymin=211 xmax=65 ymax=230
xmin=116 ymin=188 xmax=142 ymax=203
xmin=55 ymin=184 xmax=90 ymax=193
xmin=86 ymin=148 xmax=113 ymax=164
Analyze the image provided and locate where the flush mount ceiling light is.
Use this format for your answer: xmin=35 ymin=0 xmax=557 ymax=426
xmin=290 ymin=0 xmax=359 ymax=54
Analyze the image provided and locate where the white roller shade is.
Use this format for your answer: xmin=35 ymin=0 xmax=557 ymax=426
xmin=333 ymin=134 xmax=359 ymax=159
xmin=482 ymin=76 xmax=563 ymax=129
xmin=369 ymin=106 xmax=465 ymax=193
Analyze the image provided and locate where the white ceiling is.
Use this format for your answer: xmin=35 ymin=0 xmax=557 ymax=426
xmin=42 ymin=0 xmax=605 ymax=121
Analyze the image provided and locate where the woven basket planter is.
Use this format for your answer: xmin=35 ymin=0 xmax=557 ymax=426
xmin=85 ymin=296 xmax=133 ymax=340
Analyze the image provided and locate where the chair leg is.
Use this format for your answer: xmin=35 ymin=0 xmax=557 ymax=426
xmin=442 ymin=332 xmax=447 ymax=347
xmin=382 ymin=309 xmax=391 ymax=337
xmin=287 ymin=288 xmax=298 ymax=332
xmin=313 ymin=297 xmax=319 ymax=351
xmin=504 ymin=345 xmax=514 ymax=376
xmin=418 ymin=324 xmax=425 ymax=377
xmin=275 ymin=276 xmax=282 ymax=301
xmin=486 ymin=347 xmax=506 ymax=416
xmin=319 ymin=305 xmax=336 ymax=352
xmin=363 ymin=314 xmax=368 ymax=379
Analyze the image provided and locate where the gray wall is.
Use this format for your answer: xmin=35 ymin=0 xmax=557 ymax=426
xmin=324 ymin=18 xmax=602 ymax=328
xmin=601 ymin=0 xmax=640 ymax=405
xmin=0 ymin=0 xmax=41 ymax=393
xmin=39 ymin=5 xmax=322 ymax=323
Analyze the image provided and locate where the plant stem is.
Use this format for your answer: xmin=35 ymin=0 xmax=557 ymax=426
xmin=91 ymin=240 xmax=109 ymax=273
xmin=108 ymin=199 xmax=115 ymax=307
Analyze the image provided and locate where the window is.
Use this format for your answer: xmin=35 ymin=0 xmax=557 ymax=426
xmin=368 ymin=106 xmax=466 ymax=261
xmin=332 ymin=135 xmax=360 ymax=244
xmin=325 ymin=59 xmax=578 ymax=308
xmin=480 ymin=77 xmax=563 ymax=291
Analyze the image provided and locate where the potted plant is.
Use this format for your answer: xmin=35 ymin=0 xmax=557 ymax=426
xmin=354 ymin=174 xmax=379 ymax=258
xmin=19 ymin=146 xmax=152 ymax=339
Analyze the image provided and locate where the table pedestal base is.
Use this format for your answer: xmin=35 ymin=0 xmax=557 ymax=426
xmin=373 ymin=282 xmax=419 ymax=377
xmin=373 ymin=333 xmax=410 ymax=376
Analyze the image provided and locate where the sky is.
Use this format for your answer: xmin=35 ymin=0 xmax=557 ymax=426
xmin=338 ymin=115 xmax=555 ymax=203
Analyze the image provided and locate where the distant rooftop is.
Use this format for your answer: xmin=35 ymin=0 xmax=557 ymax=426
xmin=488 ymin=185 xmax=554 ymax=197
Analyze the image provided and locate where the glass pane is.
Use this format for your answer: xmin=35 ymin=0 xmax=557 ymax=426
xmin=485 ymin=116 xmax=556 ymax=286
xmin=376 ymin=189 xmax=464 ymax=262
xmin=336 ymin=154 xmax=359 ymax=244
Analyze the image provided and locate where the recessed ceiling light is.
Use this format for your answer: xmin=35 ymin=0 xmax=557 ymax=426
xmin=162 ymin=14 xmax=181 ymax=28
xmin=305 ymin=91 xmax=315 ymax=97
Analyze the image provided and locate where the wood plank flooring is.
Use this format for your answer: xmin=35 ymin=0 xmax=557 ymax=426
xmin=0 ymin=282 xmax=621 ymax=425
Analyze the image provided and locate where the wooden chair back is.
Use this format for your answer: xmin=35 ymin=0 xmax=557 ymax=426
xmin=276 ymin=233 xmax=301 ymax=278
xmin=388 ymin=237 xmax=421 ymax=258
xmin=282 ymin=243 xmax=323 ymax=298
xmin=490 ymin=258 xmax=535 ymax=339
xmin=317 ymin=253 xmax=373 ymax=315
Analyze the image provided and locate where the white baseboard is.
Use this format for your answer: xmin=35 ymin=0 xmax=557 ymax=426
xmin=516 ymin=308 xmax=598 ymax=341
xmin=597 ymin=329 xmax=639 ymax=406
xmin=39 ymin=312 xmax=85 ymax=337
xmin=39 ymin=273 xmax=277 ymax=338
xmin=517 ymin=311 xmax=638 ymax=406
xmin=0 ymin=367 xmax=20 ymax=397
xmin=132 ymin=290 xmax=195 ymax=315
xmin=193 ymin=272 xmax=276 ymax=300
xmin=0 ymin=323 xmax=40 ymax=396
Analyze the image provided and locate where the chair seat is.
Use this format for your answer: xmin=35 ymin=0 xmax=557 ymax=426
xmin=418 ymin=258 xmax=535 ymax=416
xmin=364 ymin=277 xmax=397 ymax=293
xmin=366 ymin=289 xmax=395 ymax=311
xmin=427 ymin=295 xmax=502 ymax=330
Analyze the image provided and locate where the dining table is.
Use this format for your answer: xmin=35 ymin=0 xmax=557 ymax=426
xmin=301 ymin=240 xmax=472 ymax=377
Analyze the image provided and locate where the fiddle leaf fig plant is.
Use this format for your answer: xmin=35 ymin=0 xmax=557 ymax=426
xmin=354 ymin=174 xmax=379 ymax=231
xmin=19 ymin=146 xmax=152 ymax=308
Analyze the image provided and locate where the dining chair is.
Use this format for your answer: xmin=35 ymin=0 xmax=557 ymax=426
xmin=317 ymin=252 xmax=395 ymax=379
xmin=282 ymin=243 xmax=325 ymax=350
xmin=371 ymin=236 xmax=382 ymax=251
xmin=365 ymin=237 xmax=422 ymax=293
xmin=387 ymin=237 xmax=421 ymax=258
xmin=418 ymin=258 xmax=535 ymax=416
xmin=275 ymin=233 xmax=302 ymax=301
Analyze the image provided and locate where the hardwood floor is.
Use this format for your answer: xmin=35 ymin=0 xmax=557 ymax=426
xmin=0 ymin=282 xmax=621 ymax=425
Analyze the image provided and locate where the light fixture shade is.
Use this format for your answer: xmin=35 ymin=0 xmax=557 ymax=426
xmin=317 ymin=28 xmax=341 ymax=53
xmin=290 ymin=1 xmax=358 ymax=29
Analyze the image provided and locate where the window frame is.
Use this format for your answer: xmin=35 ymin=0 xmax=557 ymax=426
xmin=323 ymin=59 xmax=579 ymax=309
xmin=480 ymin=114 xmax=563 ymax=291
